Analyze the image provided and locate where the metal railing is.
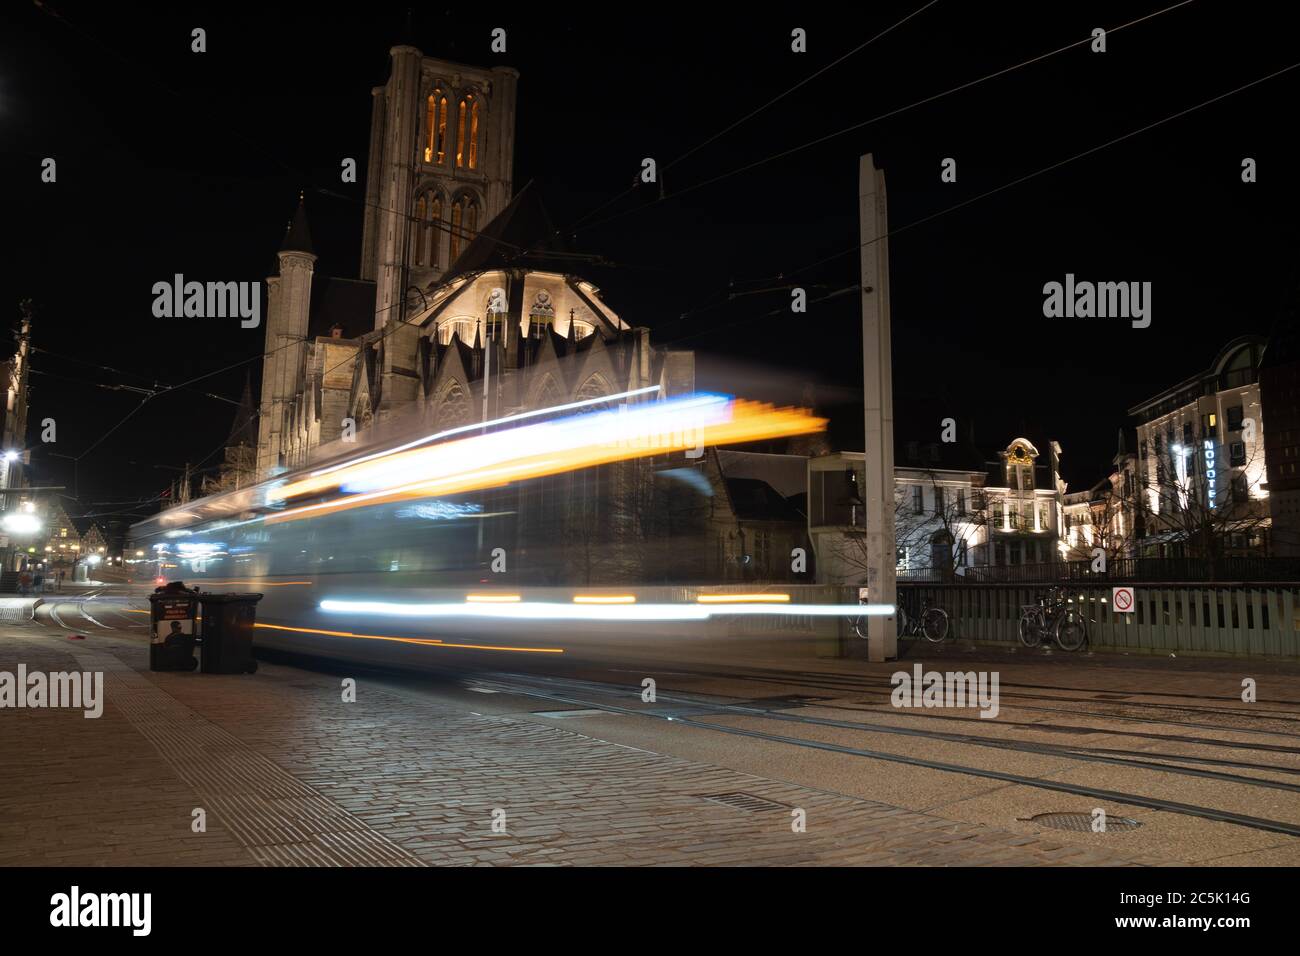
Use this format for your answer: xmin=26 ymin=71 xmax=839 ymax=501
xmin=899 ymin=581 xmax=1300 ymax=657
xmin=954 ymin=556 xmax=1300 ymax=585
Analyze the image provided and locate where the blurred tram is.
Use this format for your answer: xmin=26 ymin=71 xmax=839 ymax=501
xmin=128 ymin=390 xmax=835 ymax=670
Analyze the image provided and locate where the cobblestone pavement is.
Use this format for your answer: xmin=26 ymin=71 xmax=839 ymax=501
xmin=0 ymin=622 xmax=1173 ymax=867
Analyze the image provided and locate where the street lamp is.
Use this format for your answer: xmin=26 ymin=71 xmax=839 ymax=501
xmin=2 ymin=512 xmax=41 ymax=535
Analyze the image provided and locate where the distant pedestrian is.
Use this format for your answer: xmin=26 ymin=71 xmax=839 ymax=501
xmin=18 ymin=569 xmax=32 ymax=596
xmin=32 ymin=571 xmax=44 ymax=594
xmin=57 ymin=569 xmax=65 ymax=592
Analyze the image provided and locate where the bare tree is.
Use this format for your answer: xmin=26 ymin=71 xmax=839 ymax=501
xmin=830 ymin=470 xmax=988 ymax=583
xmin=1062 ymin=474 xmax=1143 ymax=567
xmin=1130 ymin=425 xmax=1272 ymax=577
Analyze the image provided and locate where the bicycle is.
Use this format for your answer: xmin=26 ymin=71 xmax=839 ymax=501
xmin=1018 ymin=586 xmax=1088 ymax=651
xmin=851 ymin=594 xmax=949 ymax=643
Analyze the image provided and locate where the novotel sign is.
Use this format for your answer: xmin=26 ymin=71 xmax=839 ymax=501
xmin=1204 ymin=438 xmax=1217 ymax=507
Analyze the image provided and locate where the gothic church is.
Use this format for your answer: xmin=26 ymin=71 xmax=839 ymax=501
xmin=254 ymin=45 xmax=696 ymax=478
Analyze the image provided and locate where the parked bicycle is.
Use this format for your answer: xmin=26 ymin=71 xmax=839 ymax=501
xmin=851 ymin=593 xmax=949 ymax=642
xmin=1018 ymin=586 xmax=1088 ymax=651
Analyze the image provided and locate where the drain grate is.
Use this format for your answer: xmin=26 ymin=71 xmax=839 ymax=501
xmin=1024 ymin=811 xmax=1142 ymax=833
xmin=699 ymin=792 xmax=791 ymax=813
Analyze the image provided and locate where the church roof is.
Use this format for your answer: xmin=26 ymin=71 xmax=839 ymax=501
xmin=308 ymin=276 xmax=375 ymax=339
xmin=280 ymin=195 xmax=314 ymax=255
xmin=894 ymin=436 xmax=986 ymax=474
xmin=722 ymin=477 xmax=807 ymax=523
xmin=442 ymin=182 xmax=580 ymax=281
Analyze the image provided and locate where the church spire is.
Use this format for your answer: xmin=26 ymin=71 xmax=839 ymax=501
xmin=227 ymin=371 xmax=259 ymax=449
xmin=280 ymin=192 xmax=314 ymax=255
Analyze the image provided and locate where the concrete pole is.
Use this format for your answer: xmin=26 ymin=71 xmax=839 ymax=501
xmin=859 ymin=154 xmax=898 ymax=662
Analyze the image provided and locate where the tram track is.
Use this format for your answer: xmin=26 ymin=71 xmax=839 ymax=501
xmin=496 ymin=671 xmax=1300 ymax=782
xmin=473 ymin=670 xmax=1300 ymax=839
xmin=643 ymin=664 xmax=1300 ymax=737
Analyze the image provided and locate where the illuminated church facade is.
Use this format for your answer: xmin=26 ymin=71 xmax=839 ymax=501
xmin=254 ymin=46 xmax=696 ymax=480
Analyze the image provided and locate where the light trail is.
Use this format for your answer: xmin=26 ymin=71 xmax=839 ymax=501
xmin=268 ymin=393 xmax=826 ymax=524
xmin=254 ymin=622 xmax=564 ymax=654
xmin=696 ymin=593 xmax=791 ymax=604
xmin=318 ymin=599 xmax=894 ymax=621
xmin=307 ymin=384 xmax=663 ymax=479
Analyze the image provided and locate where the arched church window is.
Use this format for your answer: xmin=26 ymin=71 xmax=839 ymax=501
xmin=528 ymin=290 xmax=555 ymax=339
xmin=438 ymin=317 xmax=476 ymax=346
xmin=412 ymin=189 xmax=442 ymax=268
xmin=535 ymin=375 xmax=562 ymax=410
xmin=483 ymin=287 xmax=507 ymax=342
xmin=456 ymin=93 xmax=481 ymax=169
xmin=448 ymin=193 xmax=480 ymax=262
xmin=434 ymin=381 xmax=472 ymax=428
xmin=570 ymin=320 xmax=595 ymax=340
xmin=575 ymin=376 xmax=610 ymax=410
xmin=424 ymin=91 xmax=448 ymax=165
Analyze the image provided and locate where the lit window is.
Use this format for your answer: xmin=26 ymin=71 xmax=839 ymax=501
xmin=529 ymin=291 xmax=555 ymax=339
xmin=437 ymin=318 xmax=476 ymax=346
xmin=456 ymin=93 xmax=481 ymax=169
xmin=448 ymin=194 xmax=480 ymax=262
xmin=412 ymin=190 xmax=442 ymax=268
xmin=425 ymin=92 xmax=448 ymax=164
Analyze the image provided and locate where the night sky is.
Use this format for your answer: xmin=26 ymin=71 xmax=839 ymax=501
xmin=3 ymin=0 xmax=1298 ymax=533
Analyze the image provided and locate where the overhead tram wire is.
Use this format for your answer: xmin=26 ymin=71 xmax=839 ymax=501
xmin=658 ymin=57 xmax=1300 ymax=348
xmin=38 ymin=4 xmax=1196 ymax=464
xmin=36 ymin=10 xmax=624 ymax=469
xmin=559 ymin=0 xmax=944 ymax=236
xmin=29 ymin=356 xmax=243 ymax=407
xmin=572 ymin=0 xmax=1199 ymax=239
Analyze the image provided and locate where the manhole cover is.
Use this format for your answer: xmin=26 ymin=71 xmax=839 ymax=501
xmin=1024 ymin=812 xmax=1142 ymax=833
xmin=698 ymin=792 xmax=790 ymax=813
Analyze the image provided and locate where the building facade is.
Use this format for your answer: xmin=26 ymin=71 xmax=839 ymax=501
xmin=1128 ymin=336 xmax=1271 ymax=558
xmin=255 ymin=48 xmax=693 ymax=488
xmin=807 ymin=435 xmax=1067 ymax=585
xmin=1060 ymin=430 xmax=1141 ymax=564
xmin=1260 ymin=323 xmax=1300 ymax=556
xmin=0 ymin=305 xmax=33 ymax=571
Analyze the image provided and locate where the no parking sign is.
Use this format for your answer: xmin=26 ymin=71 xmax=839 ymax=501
xmin=1112 ymin=586 xmax=1135 ymax=613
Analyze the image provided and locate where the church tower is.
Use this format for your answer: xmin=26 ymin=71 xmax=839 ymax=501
xmin=256 ymin=198 xmax=316 ymax=477
xmin=360 ymin=46 xmax=518 ymax=329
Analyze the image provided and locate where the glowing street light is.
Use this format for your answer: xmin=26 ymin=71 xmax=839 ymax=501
xmin=2 ymin=512 xmax=41 ymax=535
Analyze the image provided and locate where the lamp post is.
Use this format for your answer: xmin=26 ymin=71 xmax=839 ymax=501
xmin=859 ymin=154 xmax=898 ymax=662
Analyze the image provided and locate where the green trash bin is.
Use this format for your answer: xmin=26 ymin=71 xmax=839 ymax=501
xmin=197 ymin=592 xmax=263 ymax=674
xmin=149 ymin=582 xmax=199 ymax=672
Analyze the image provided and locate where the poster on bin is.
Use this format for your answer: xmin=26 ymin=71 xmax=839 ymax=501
xmin=152 ymin=599 xmax=194 ymax=644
